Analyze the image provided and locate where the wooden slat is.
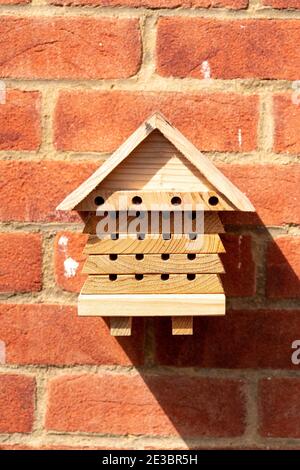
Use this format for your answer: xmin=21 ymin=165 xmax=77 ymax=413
xmin=83 ymin=212 xmax=225 ymax=235
xmin=82 ymin=253 xmax=224 ymax=274
xmin=81 ymin=274 xmax=224 ymax=294
xmin=110 ymin=317 xmax=132 ymax=336
xmin=75 ymin=190 xmax=233 ymax=211
xmin=172 ymin=317 xmax=193 ymax=335
xmin=84 ymin=234 xmax=225 ymax=254
xmin=78 ymin=293 xmax=226 ymax=317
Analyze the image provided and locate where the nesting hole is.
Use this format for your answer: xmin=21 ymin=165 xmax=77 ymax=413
xmin=187 ymin=274 xmax=196 ymax=281
xmin=135 ymin=254 xmax=144 ymax=261
xmin=161 ymin=274 xmax=169 ymax=281
xmin=171 ymin=196 xmax=182 ymax=206
xmin=109 ymin=274 xmax=117 ymax=281
xmin=208 ymin=195 xmax=219 ymax=206
xmin=135 ymin=274 xmax=144 ymax=281
xmin=132 ymin=196 xmax=142 ymax=205
xmin=94 ymin=196 xmax=105 ymax=206
xmin=161 ymin=254 xmax=170 ymax=261
xmin=109 ymin=254 xmax=118 ymax=261
xmin=162 ymin=233 xmax=171 ymax=240
xmin=111 ymin=233 xmax=119 ymax=240
xmin=189 ymin=233 xmax=198 ymax=240
xmin=137 ymin=233 xmax=145 ymax=240
xmin=187 ymin=254 xmax=196 ymax=261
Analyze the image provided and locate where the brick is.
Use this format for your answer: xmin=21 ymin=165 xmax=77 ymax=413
xmin=220 ymin=164 xmax=300 ymax=226
xmin=0 ymin=233 xmax=42 ymax=293
xmin=266 ymin=237 xmax=300 ymax=299
xmin=50 ymin=0 xmax=248 ymax=9
xmin=259 ymin=378 xmax=300 ymax=438
xmin=274 ymin=94 xmax=300 ymax=155
xmin=55 ymin=91 xmax=258 ymax=153
xmin=263 ymin=0 xmax=300 ymax=8
xmin=220 ymin=234 xmax=256 ymax=297
xmin=155 ymin=310 xmax=300 ymax=369
xmin=157 ymin=18 xmax=300 ymax=80
xmin=0 ymin=17 xmax=141 ymax=79
xmin=54 ymin=232 xmax=87 ymax=293
xmin=0 ymin=374 xmax=35 ymax=433
xmin=46 ymin=373 xmax=246 ymax=437
xmin=1 ymin=162 xmax=298 ymax=226
xmin=0 ymin=304 xmax=144 ymax=365
xmin=0 ymin=89 xmax=41 ymax=150
xmin=0 ymin=161 xmax=97 ymax=222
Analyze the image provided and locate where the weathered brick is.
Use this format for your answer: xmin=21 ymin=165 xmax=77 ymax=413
xmin=46 ymin=374 xmax=246 ymax=437
xmin=0 ymin=233 xmax=42 ymax=293
xmin=54 ymin=232 xmax=87 ymax=293
xmin=1 ymin=162 xmax=298 ymax=226
xmin=0 ymin=89 xmax=41 ymax=150
xmin=157 ymin=18 xmax=300 ymax=80
xmin=0 ymin=304 xmax=144 ymax=365
xmin=0 ymin=161 xmax=97 ymax=223
xmin=274 ymin=94 xmax=300 ymax=155
xmin=220 ymin=164 xmax=300 ymax=226
xmin=0 ymin=374 xmax=35 ymax=433
xmin=266 ymin=237 xmax=300 ymax=299
xmin=54 ymin=91 xmax=258 ymax=153
xmin=0 ymin=17 xmax=141 ymax=79
xmin=263 ymin=0 xmax=300 ymax=8
xmin=221 ymin=234 xmax=256 ymax=297
xmin=259 ymin=378 xmax=300 ymax=438
xmin=155 ymin=310 xmax=300 ymax=369
xmin=50 ymin=0 xmax=248 ymax=8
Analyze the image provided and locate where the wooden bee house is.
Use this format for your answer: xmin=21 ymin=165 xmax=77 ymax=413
xmin=57 ymin=113 xmax=254 ymax=336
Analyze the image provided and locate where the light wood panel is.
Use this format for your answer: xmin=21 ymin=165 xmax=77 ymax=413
xmin=78 ymin=293 xmax=226 ymax=317
xmin=172 ymin=317 xmax=193 ymax=335
xmin=82 ymin=253 xmax=224 ymax=274
xmin=81 ymin=274 xmax=224 ymax=294
xmin=84 ymin=234 xmax=225 ymax=254
xmin=97 ymin=130 xmax=214 ymax=192
xmin=75 ymin=190 xmax=234 ymax=211
xmin=110 ymin=317 xmax=132 ymax=336
xmin=83 ymin=212 xmax=225 ymax=235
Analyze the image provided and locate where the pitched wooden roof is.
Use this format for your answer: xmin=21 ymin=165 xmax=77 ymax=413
xmin=57 ymin=112 xmax=255 ymax=212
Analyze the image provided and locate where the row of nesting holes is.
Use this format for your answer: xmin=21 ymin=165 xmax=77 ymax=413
xmin=110 ymin=233 xmax=198 ymax=240
xmin=109 ymin=254 xmax=196 ymax=261
xmin=95 ymin=195 xmax=219 ymax=206
xmin=108 ymin=274 xmax=196 ymax=281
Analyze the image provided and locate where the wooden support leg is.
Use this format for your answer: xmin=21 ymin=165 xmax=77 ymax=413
xmin=110 ymin=317 xmax=132 ymax=336
xmin=172 ymin=316 xmax=193 ymax=335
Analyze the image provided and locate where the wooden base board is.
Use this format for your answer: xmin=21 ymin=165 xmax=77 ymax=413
xmin=78 ymin=293 xmax=226 ymax=317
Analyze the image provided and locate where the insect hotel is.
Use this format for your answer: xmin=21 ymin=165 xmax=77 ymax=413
xmin=57 ymin=113 xmax=254 ymax=336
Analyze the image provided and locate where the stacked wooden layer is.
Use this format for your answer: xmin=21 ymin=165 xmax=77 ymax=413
xmin=78 ymin=212 xmax=226 ymax=336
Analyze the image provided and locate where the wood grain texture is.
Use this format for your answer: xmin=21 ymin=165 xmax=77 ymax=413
xmin=172 ymin=316 xmax=193 ymax=335
xmin=57 ymin=112 xmax=255 ymax=212
xmin=83 ymin=212 xmax=225 ymax=235
xmin=78 ymin=293 xmax=226 ymax=317
xmin=81 ymin=274 xmax=224 ymax=294
xmin=84 ymin=234 xmax=225 ymax=254
xmin=110 ymin=317 xmax=132 ymax=336
xmin=75 ymin=190 xmax=233 ymax=211
xmin=82 ymin=253 xmax=225 ymax=274
xmin=99 ymin=130 xmax=215 ymax=191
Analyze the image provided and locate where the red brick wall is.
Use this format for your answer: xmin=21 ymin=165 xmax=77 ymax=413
xmin=0 ymin=0 xmax=299 ymax=450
